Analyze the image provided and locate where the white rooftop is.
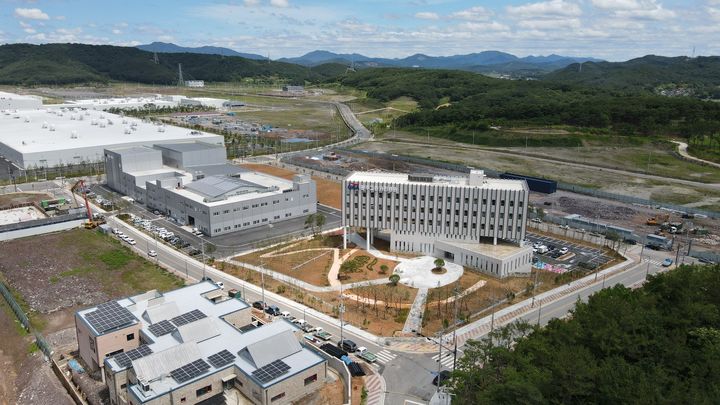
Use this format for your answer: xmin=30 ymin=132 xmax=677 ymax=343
xmin=346 ymin=170 xmax=526 ymax=191
xmin=78 ymin=282 xmax=324 ymax=401
xmin=0 ymin=91 xmax=40 ymax=101
xmin=0 ymin=108 xmax=223 ymax=154
xmin=170 ymin=171 xmax=295 ymax=206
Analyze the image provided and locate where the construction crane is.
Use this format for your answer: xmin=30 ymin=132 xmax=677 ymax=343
xmin=71 ymin=180 xmax=104 ymax=229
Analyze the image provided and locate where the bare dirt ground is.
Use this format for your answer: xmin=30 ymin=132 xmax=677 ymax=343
xmin=241 ymin=163 xmax=342 ymax=208
xmin=0 ymin=301 xmax=73 ymax=405
xmin=0 ymin=192 xmax=53 ymax=210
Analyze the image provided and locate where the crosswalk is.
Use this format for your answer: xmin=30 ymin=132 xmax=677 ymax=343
xmin=364 ymin=374 xmax=384 ymax=405
xmin=374 ymin=349 xmax=397 ymax=364
xmin=432 ymin=351 xmax=456 ymax=369
xmin=644 ymin=259 xmax=663 ymax=266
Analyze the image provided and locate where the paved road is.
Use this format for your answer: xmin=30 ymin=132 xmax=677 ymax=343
xmin=92 ymin=183 xmax=342 ymax=258
xmin=672 ymin=140 xmax=720 ymax=169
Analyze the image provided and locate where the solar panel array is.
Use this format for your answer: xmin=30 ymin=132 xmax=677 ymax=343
xmin=85 ymin=301 xmax=136 ymax=334
xmin=170 ymin=359 xmax=211 ymax=384
xmin=207 ymin=349 xmax=236 ymax=368
xmin=147 ymin=319 xmax=175 ymax=337
xmin=252 ymin=359 xmax=291 ymax=384
xmin=112 ymin=345 xmax=153 ymax=369
xmin=170 ymin=309 xmax=207 ymax=327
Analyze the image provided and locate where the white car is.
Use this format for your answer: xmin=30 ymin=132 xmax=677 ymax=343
xmin=280 ymin=311 xmax=292 ymax=318
xmin=127 ymin=238 xmax=137 ymax=245
xmin=148 ymin=250 xmax=157 ymax=257
xmin=215 ymin=282 xmax=225 ymax=289
xmin=559 ymin=247 xmax=569 ymax=255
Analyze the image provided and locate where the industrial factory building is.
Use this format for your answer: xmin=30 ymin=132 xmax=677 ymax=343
xmin=75 ymin=282 xmax=327 ymax=405
xmin=342 ymin=170 xmax=533 ymax=277
xmin=105 ymin=141 xmax=317 ymax=236
xmin=0 ymin=107 xmax=223 ymax=170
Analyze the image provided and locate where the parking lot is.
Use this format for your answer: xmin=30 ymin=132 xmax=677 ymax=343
xmin=527 ymin=232 xmax=614 ymax=273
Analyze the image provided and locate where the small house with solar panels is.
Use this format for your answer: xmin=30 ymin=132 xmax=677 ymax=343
xmin=75 ymin=281 xmax=327 ymax=405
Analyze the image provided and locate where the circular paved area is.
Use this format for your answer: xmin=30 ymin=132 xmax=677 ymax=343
xmin=394 ymin=256 xmax=464 ymax=288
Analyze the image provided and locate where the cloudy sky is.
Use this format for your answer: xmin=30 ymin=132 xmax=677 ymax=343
xmin=2 ymin=0 xmax=719 ymax=61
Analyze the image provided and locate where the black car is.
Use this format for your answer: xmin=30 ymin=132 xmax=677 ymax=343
xmin=339 ymin=339 xmax=358 ymax=352
xmin=252 ymin=301 xmax=266 ymax=310
xmin=432 ymin=370 xmax=452 ymax=386
xmin=265 ymin=305 xmax=281 ymax=316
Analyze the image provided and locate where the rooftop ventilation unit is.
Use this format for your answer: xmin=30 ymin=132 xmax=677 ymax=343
xmin=41 ymin=122 xmax=48 ymax=129
xmin=124 ymin=129 xmax=131 ymax=134
xmin=49 ymin=125 xmax=55 ymax=132
xmin=70 ymin=131 xmax=78 ymax=139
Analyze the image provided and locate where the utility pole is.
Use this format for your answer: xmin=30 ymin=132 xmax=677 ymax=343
xmin=436 ymin=330 xmax=443 ymax=395
xmin=452 ymin=287 xmax=459 ymax=371
xmin=531 ymin=268 xmax=539 ymax=307
xmin=536 ymin=300 xmax=543 ymax=326
xmin=201 ymin=238 xmax=206 ymax=280
xmin=339 ymin=280 xmax=345 ymax=344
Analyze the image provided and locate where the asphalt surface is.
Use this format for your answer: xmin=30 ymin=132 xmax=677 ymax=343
xmin=526 ymin=232 xmax=613 ymax=272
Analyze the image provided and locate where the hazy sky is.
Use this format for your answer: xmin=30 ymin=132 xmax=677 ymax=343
xmin=2 ymin=0 xmax=719 ymax=61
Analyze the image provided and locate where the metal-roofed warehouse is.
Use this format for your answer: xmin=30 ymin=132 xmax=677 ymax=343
xmin=105 ymin=141 xmax=316 ymax=236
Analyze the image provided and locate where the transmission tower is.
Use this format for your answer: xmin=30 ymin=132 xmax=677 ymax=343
xmin=177 ymin=63 xmax=184 ymax=87
xmin=153 ymin=52 xmax=159 ymax=64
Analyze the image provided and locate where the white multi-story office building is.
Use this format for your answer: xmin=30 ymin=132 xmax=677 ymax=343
xmin=342 ymin=170 xmax=533 ymax=278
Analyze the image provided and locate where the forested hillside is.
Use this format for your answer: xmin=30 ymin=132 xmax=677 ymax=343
xmin=0 ymin=43 xmax=338 ymax=85
xmin=545 ymin=55 xmax=720 ymax=98
xmin=340 ymin=68 xmax=720 ymax=137
xmin=451 ymin=264 xmax=720 ymax=404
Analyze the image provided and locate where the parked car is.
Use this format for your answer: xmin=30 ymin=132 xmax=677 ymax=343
xmin=536 ymin=245 xmax=549 ymax=254
xmin=280 ymin=311 xmax=292 ymax=318
xmin=148 ymin=250 xmax=157 ymax=257
xmin=356 ymin=347 xmax=377 ymax=363
xmin=252 ymin=301 xmax=266 ymax=310
xmin=662 ymin=258 xmax=673 ymax=267
xmin=127 ymin=238 xmax=136 ymax=245
xmin=265 ymin=305 xmax=281 ymax=316
xmin=215 ymin=281 xmax=225 ymax=289
xmin=559 ymin=247 xmax=569 ymax=255
xmin=339 ymin=339 xmax=358 ymax=352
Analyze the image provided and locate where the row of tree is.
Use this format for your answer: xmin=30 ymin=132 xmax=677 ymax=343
xmin=450 ymin=264 xmax=720 ymax=404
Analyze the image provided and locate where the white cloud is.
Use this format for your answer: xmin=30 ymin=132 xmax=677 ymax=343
xmin=590 ymin=0 xmax=642 ymax=10
xmin=158 ymin=35 xmax=174 ymax=42
xmin=518 ymin=18 xmax=581 ymax=29
xmin=450 ymin=6 xmax=492 ymax=21
xmin=591 ymin=0 xmax=676 ymax=20
xmin=458 ymin=21 xmax=509 ymax=32
xmin=270 ymin=0 xmax=289 ymax=8
xmin=14 ymin=8 xmax=50 ymax=20
xmin=507 ymin=0 xmax=582 ymax=18
xmin=24 ymin=28 xmax=36 ymax=34
xmin=244 ymin=0 xmax=260 ymax=5
xmin=55 ymin=16 xmax=66 ymax=21
xmin=112 ymin=29 xmax=122 ymax=35
xmin=19 ymin=21 xmax=31 ymax=28
xmin=415 ymin=12 xmax=440 ymax=20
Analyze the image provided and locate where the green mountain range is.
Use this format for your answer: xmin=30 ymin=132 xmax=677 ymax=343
xmin=0 ymin=43 xmax=343 ymax=85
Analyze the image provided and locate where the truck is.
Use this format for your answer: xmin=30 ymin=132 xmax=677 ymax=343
xmin=313 ymin=330 xmax=333 ymax=341
xmin=356 ymin=347 xmax=377 ymax=363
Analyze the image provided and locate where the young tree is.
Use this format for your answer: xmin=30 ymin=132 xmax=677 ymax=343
xmin=434 ymin=258 xmax=445 ymax=269
xmin=304 ymin=213 xmax=316 ymax=236
xmin=379 ymin=264 xmax=389 ymax=274
xmin=389 ymin=274 xmax=400 ymax=286
xmin=315 ymin=212 xmax=326 ymax=235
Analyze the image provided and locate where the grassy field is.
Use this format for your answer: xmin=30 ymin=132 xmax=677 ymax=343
xmin=347 ymin=96 xmax=419 ymax=126
xmin=0 ymin=229 xmax=185 ymax=333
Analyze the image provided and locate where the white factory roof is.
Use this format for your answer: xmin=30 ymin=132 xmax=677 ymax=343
xmin=0 ymin=91 xmax=41 ymax=101
xmin=346 ymin=170 xmax=527 ymax=191
xmin=80 ymin=282 xmax=324 ymax=401
xmin=0 ymin=108 xmax=223 ymax=154
xmin=171 ymin=171 xmax=295 ymax=206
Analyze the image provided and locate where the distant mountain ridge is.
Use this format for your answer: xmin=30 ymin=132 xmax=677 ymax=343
xmin=544 ymin=55 xmax=720 ymax=97
xmin=137 ymin=42 xmax=266 ymax=60
xmin=278 ymin=50 xmax=603 ymax=73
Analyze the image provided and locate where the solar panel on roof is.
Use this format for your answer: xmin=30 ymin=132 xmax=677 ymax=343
xmin=170 ymin=309 xmax=207 ymax=327
xmin=148 ymin=319 xmax=175 ymax=337
xmin=207 ymin=349 xmax=236 ymax=368
xmin=252 ymin=359 xmax=291 ymax=384
xmin=112 ymin=345 xmax=153 ymax=369
xmin=170 ymin=359 xmax=211 ymax=384
xmin=85 ymin=301 xmax=136 ymax=334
